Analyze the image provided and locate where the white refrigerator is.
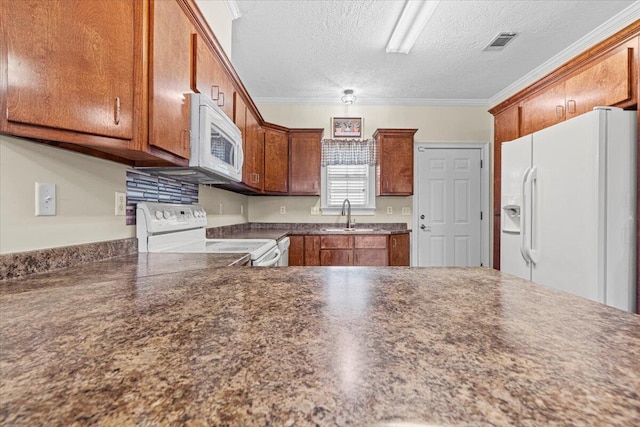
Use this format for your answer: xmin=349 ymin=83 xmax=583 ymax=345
xmin=500 ymin=107 xmax=637 ymax=312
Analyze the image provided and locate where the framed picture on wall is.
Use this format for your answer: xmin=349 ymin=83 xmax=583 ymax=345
xmin=332 ymin=117 xmax=362 ymax=138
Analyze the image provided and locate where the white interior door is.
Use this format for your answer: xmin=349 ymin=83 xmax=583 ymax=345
xmin=416 ymin=148 xmax=482 ymax=266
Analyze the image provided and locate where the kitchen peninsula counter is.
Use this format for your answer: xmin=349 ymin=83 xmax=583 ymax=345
xmin=1 ymin=263 xmax=639 ymax=426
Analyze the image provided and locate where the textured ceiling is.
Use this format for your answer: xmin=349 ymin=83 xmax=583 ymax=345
xmin=221 ymin=0 xmax=638 ymax=105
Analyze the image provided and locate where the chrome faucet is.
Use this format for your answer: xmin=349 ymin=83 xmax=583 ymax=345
xmin=341 ymin=198 xmax=352 ymax=229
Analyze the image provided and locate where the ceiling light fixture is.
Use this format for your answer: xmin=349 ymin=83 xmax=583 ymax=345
xmin=386 ymin=0 xmax=440 ymax=54
xmin=341 ymin=89 xmax=356 ymax=104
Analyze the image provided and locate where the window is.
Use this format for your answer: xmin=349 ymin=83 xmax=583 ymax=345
xmin=320 ymin=137 xmax=377 ymax=215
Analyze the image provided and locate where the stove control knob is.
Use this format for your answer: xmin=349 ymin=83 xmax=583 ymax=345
xmin=155 ymin=210 xmax=163 ymax=220
xmin=163 ymin=210 xmax=171 ymax=219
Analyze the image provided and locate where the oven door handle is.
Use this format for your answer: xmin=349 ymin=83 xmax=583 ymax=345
xmin=256 ymin=248 xmax=281 ymax=267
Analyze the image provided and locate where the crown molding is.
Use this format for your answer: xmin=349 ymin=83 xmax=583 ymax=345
xmin=253 ymin=97 xmax=490 ymax=107
xmin=489 ymin=2 xmax=640 ymax=107
xmin=224 ymin=0 xmax=241 ymax=20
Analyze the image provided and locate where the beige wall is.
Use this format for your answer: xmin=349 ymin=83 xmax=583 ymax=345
xmin=0 ymin=135 xmax=134 ymax=254
xmin=252 ymin=103 xmax=494 ymax=228
xmin=195 ymin=0 xmax=233 ymax=57
xmin=199 ymin=185 xmax=249 ymax=227
xmin=0 ymin=136 xmax=248 ymax=254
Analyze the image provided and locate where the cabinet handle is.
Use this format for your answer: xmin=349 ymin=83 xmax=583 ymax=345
xmin=555 ymin=105 xmax=564 ymax=118
xmin=355 ymin=253 xmax=358 ymax=264
xmin=567 ymin=100 xmax=576 ymax=114
xmin=385 ymin=179 xmax=389 ymax=191
xmin=393 ymin=238 xmax=397 ymax=248
xmin=113 ymin=97 xmax=121 ymax=125
xmin=211 ymin=85 xmax=220 ymax=101
xmin=182 ymin=129 xmax=191 ymax=149
xmin=218 ymin=92 xmax=225 ymax=107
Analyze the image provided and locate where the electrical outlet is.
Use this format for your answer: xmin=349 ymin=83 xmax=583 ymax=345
xmin=35 ymin=182 xmax=56 ymax=216
xmin=386 ymin=206 xmax=393 ymax=215
xmin=241 ymin=205 xmax=244 ymax=215
xmin=402 ymin=207 xmax=411 ymax=216
xmin=115 ymin=192 xmax=126 ymax=216
xmin=310 ymin=206 xmax=320 ymax=215
xmin=219 ymin=202 xmax=224 ymax=214
xmin=280 ymin=206 xmax=286 ymax=215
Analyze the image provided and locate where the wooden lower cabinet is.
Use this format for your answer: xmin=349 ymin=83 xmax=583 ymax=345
xmin=354 ymin=249 xmax=387 ymax=266
xmin=304 ymin=236 xmax=321 ymax=266
xmin=389 ymin=233 xmax=410 ymax=266
xmin=288 ymin=235 xmax=305 ymax=266
xmin=321 ymin=250 xmax=353 ymax=266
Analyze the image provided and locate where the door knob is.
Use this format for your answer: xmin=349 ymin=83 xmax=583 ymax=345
xmin=420 ymin=224 xmax=426 ymax=230
xmin=420 ymin=214 xmax=425 ymax=220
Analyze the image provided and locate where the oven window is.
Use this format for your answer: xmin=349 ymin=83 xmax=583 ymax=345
xmin=210 ymin=130 xmax=235 ymax=165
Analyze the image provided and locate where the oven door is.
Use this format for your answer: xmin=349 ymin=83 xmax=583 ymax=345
xmin=252 ymin=246 xmax=281 ymax=267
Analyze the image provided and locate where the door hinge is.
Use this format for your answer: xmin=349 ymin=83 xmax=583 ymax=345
xmin=480 ymin=159 xmax=483 ymax=168
xmin=480 ymin=211 xmax=483 ymax=220
xmin=481 ymin=262 xmax=483 ymax=266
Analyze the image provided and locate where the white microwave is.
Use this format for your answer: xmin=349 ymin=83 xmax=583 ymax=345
xmin=140 ymin=93 xmax=243 ymax=184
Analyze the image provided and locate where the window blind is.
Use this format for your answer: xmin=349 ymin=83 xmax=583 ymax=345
xmin=326 ymin=164 xmax=369 ymax=207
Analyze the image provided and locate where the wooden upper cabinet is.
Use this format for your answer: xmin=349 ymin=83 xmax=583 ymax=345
xmin=264 ymin=127 xmax=289 ymax=194
xmin=149 ymin=0 xmax=193 ymax=159
xmin=3 ymin=0 xmax=134 ymax=140
xmin=289 ymin=129 xmax=324 ymax=195
xmin=521 ymin=82 xmax=566 ymax=135
xmin=246 ymin=109 xmax=264 ymax=191
xmin=389 ymin=233 xmax=410 ymax=266
xmin=375 ymin=129 xmax=417 ymax=196
xmin=565 ymin=44 xmax=635 ymax=119
xmin=192 ymin=33 xmax=234 ymax=120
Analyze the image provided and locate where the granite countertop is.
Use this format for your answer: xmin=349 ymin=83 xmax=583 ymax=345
xmin=1 ymin=264 xmax=639 ymax=426
xmin=209 ymin=227 xmax=410 ymax=241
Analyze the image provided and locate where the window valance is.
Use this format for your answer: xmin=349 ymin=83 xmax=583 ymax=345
xmin=321 ymin=138 xmax=377 ymax=166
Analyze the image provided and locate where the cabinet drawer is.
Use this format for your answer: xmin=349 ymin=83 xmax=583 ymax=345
xmin=354 ymin=235 xmax=387 ymax=249
xmin=321 ymin=235 xmax=353 ymax=249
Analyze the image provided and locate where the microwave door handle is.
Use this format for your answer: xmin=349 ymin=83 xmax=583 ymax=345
xmin=236 ymin=142 xmax=244 ymax=173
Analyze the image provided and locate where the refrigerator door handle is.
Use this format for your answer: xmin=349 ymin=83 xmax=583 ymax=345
xmin=526 ymin=167 xmax=539 ymax=264
xmin=520 ymin=167 xmax=532 ymax=263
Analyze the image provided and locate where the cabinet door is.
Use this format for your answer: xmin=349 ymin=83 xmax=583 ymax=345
xmin=375 ymin=129 xmax=416 ymax=196
xmin=354 ymin=249 xmax=387 ymax=266
xmin=304 ymin=236 xmax=321 ymax=266
xmin=288 ymin=235 xmax=304 ymax=266
xmin=192 ymin=34 xmax=234 ymax=120
xmin=565 ymin=45 xmax=634 ymax=119
xmin=389 ymin=233 xmax=410 ymax=266
xmin=246 ymin=111 xmax=264 ymax=191
xmin=321 ymin=250 xmax=353 ymax=266
xmin=521 ymin=83 xmax=566 ymax=135
xmin=149 ymin=0 xmax=193 ymax=159
xmin=264 ymin=129 xmax=289 ymax=194
xmin=5 ymin=0 xmax=134 ymax=139
xmin=290 ymin=129 xmax=323 ymax=195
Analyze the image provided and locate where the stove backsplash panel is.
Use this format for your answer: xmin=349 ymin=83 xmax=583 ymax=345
xmin=126 ymin=170 xmax=199 ymax=225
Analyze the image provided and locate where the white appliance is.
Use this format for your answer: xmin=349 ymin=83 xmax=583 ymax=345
xmin=136 ymin=202 xmax=281 ymax=267
xmin=500 ymin=107 xmax=636 ymax=312
xmin=276 ymin=237 xmax=290 ymax=266
xmin=140 ymin=93 xmax=243 ymax=184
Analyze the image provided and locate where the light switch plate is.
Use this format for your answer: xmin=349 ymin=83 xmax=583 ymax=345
xmin=35 ymin=182 xmax=56 ymax=216
xmin=402 ymin=207 xmax=411 ymax=216
xmin=280 ymin=206 xmax=286 ymax=215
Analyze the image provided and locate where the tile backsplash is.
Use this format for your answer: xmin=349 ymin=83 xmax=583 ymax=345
xmin=125 ymin=170 xmax=198 ymax=225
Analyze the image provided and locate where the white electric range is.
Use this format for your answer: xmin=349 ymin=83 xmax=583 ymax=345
xmin=136 ymin=202 xmax=281 ymax=266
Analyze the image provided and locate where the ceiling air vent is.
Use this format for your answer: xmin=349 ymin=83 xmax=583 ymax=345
xmin=484 ymin=32 xmax=518 ymax=51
